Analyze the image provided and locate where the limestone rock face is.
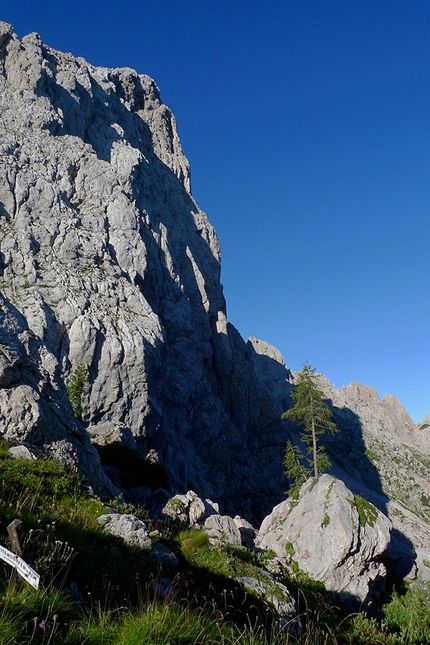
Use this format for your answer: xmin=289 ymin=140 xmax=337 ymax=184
xmin=0 ymin=22 xmax=289 ymax=519
xmin=0 ymin=293 xmax=116 ymax=496
xmin=256 ymin=475 xmax=391 ymax=609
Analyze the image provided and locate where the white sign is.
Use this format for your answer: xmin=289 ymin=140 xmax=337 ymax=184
xmin=0 ymin=544 xmax=40 ymax=589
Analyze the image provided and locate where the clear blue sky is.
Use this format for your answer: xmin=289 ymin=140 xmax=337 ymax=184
xmin=3 ymin=2 xmax=430 ymax=421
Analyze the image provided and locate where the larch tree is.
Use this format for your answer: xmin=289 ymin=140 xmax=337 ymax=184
xmin=282 ymin=360 xmax=338 ymax=481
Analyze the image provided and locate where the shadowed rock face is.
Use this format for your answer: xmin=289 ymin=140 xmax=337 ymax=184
xmin=0 ymin=21 xmax=291 ymax=520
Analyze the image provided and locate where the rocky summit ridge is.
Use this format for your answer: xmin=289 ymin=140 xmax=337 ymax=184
xmin=0 ymin=21 xmax=429 ymax=582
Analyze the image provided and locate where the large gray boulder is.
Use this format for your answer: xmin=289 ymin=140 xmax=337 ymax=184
xmin=256 ymin=475 xmax=392 ymax=609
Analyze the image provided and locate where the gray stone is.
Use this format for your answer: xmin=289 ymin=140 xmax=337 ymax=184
xmin=8 ymin=445 xmax=36 ymax=460
xmin=414 ymin=548 xmax=430 ymax=583
xmin=188 ymin=494 xmax=206 ymax=527
xmin=162 ymin=494 xmax=190 ymax=525
xmin=233 ymin=515 xmax=257 ymax=549
xmin=88 ymin=422 xmax=137 ymax=449
xmin=162 ymin=490 xmax=213 ymax=527
xmin=148 ymin=542 xmax=179 ymax=569
xmin=97 ymin=513 xmax=152 ymax=551
xmin=204 ymin=499 xmax=220 ymax=516
xmin=256 ymin=475 xmax=391 ymax=609
xmin=204 ymin=514 xmax=242 ymax=547
xmin=234 ymin=573 xmax=297 ymax=626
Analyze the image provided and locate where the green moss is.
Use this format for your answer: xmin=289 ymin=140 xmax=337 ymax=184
xmin=166 ymin=497 xmax=183 ymax=511
xmin=321 ymin=512 xmax=330 ymax=528
xmin=321 ymin=481 xmax=333 ymax=528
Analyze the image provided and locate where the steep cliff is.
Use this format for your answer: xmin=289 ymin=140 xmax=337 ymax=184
xmin=0 ymin=21 xmax=290 ymax=520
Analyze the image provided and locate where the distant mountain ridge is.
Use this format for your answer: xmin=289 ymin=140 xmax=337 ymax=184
xmin=0 ymin=20 xmax=429 ymax=577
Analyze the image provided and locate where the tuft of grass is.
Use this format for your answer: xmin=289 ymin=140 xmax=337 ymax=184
xmin=178 ymin=528 xmax=209 ymax=557
xmin=66 ymin=362 xmax=89 ymax=420
xmin=0 ymin=582 xmax=79 ymax=644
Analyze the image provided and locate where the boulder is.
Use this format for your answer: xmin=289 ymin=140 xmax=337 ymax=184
xmin=97 ymin=513 xmax=152 ymax=551
xmin=256 ymin=475 xmax=391 ymax=609
xmin=204 ymin=514 xmax=242 ymax=547
xmin=148 ymin=542 xmax=179 ymax=569
xmin=233 ymin=515 xmax=257 ymax=549
xmin=88 ymin=422 xmax=137 ymax=449
xmin=234 ymin=571 xmax=297 ymax=629
xmin=162 ymin=490 xmax=214 ymax=527
xmin=8 ymin=445 xmax=36 ymax=460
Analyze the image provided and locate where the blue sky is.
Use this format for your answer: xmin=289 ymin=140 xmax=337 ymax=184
xmin=3 ymin=2 xmax=430 ymax=421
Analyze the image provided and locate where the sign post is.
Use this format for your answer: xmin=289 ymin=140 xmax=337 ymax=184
xmin=7 ymin=519 xmax=23 ymax=556
xmin=1 ymin=521 xmax=39 ymax=589
xmin=0 ymin=544 xmax=40 ymax=589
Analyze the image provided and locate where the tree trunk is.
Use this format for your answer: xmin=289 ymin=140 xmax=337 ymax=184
xmin=312 ymin=417 xmax=318 ymax=478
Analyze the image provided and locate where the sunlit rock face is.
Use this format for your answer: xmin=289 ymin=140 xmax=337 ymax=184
xmin=0 ymin=21 xmax=291 ymax=519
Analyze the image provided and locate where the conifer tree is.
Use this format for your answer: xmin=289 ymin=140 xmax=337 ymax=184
xmin=67 ymin=363 xmax=89 ymax=420
xmin=282 ymin=360 xmax=338 ymax=480
xmin=283 ymin=440 xmax=311 ymax=496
